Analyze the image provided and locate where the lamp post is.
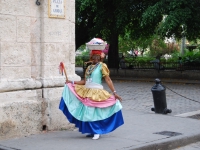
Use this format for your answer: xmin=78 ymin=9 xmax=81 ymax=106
xmin=180 ymin=25 xmax=186 ymax=56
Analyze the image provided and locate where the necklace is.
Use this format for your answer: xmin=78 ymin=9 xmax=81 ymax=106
xmin=86 ymin=63 xmax=99 ymax=78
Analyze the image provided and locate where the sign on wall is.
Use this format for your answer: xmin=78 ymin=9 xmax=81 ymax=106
xmin=48 ymin=0 xmax=66 ymax=18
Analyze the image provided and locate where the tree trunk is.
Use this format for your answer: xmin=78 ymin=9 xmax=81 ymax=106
xmin=108 ymin=32 xmax=119 ymax=69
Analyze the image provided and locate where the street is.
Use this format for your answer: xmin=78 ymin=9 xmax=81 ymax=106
xmin=102 ymin=80 xmax=200 ymax=116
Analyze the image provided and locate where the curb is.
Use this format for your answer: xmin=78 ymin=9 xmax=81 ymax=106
xmin=132 ymin=133 xmax=200 ymax=150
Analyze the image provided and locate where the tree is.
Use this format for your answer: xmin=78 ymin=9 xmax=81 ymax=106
xmin=75 ymin=0 xmax=158 ymax=68
xmin=75 ymin=0 xmax=96 ymax=49
xmin=141 ymin=0 xmax=200 ymax=41
xmin=76 ymin=0 xmax=134 ymax=68
xmin=118 ymin=33 xmax=136 ymax=54
xmin=118 ymin=33 xmax=154 ymax=57
xmin=134 ymin=36 xmax=155 ymax=56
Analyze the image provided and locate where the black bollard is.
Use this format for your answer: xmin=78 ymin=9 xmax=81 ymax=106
xmin=151 ymin=78 xmax=172 ymax=114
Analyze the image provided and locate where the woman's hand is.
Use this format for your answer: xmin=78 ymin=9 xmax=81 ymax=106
xmin=85 ymin=61 xmax=92 ymax=64
xmin=65 ymin=80 xmax=72 ymax=84
xmin=65 ymin=80 xmax=86 ymax=85
xmin=113 ymin=93 xmax=122 ymax=102
xmin=104 ymin=75 xmax=122 ymax=102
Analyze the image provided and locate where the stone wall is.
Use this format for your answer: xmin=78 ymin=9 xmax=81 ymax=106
xmin=0 ymin=0 xmax=80 ymax=140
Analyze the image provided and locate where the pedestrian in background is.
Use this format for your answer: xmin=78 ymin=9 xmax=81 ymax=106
xmin=119 ymin=56 xmax=126 ymax=69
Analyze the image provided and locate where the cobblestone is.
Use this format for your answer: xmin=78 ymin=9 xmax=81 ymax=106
xmin=102 ymin=80 xmax=200 ymax=116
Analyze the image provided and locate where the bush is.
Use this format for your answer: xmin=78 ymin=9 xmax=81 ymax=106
xmin=75 ymin=56 xmax=90 ymax=67
xmin=125 ymin=56 xmax=154 ymax=64
xmin=75 ymin=50 xmax=200 ymax=67
xmin=182 ymin=51 xmax=200 ymax=65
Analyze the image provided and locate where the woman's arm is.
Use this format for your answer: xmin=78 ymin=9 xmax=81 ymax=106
xmin=104 ymin=75 xmax=122 ymax=102
xmin=66 ymin=79 xmax=86 ymax=85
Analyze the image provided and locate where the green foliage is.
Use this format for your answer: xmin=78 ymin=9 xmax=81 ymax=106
xmin=75 ymin=55 xmax=90 ymax=67
xmin=76 ymin=0 xmax=136 ymax=47
xmin=162 ymin=50 xmax=200 ymax=65
xmin=135 ymin=57 xmax=155 ymax=64
xmin=119 ymin=32 xmax=158 ymax=56
xmin=149 ymin=38 xmax=167 ymax=56
xmin=75 ymin=56 xmax=83 ymax=66
xmin=75 ymin=0 xmax=160 ymax=67
xmin=141 ymin=0 xmax=200 ymax=41
xmin=182 ymin=51 xmax=200 ymax=65
xmin=75 ymin=48 xmax=90 ymax=67
xmin=75 ymin=45 xmax=90 ymax=67
xmin=75 ymin=0 xmax=200 ymax=68
xmin=118 ymin=33 xmax=136 ymax=53
xmin=77 ymin=45 xmax=87 ymax=51
xmin=124 ymin=57 xmax=135 ymax=63
xmin=166 ymin=52 xmax=180 ymax=63
xmin=81 ymin=50 xmax=90 ymax=56
xmin=125 ymin=56 xmax=154 ymax=64
xmin=75 ymin=50 xmax=200 ymax=67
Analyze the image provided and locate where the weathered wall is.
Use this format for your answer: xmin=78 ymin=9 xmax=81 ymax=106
xmin=0 ymin=0 xmax=79 ymax=140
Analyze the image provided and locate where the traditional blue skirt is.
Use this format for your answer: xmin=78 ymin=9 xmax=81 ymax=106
xmin=59 ymin=84 xmax=124 ymax=134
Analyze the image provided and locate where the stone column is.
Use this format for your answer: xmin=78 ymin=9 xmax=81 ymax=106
xmin=0 ymin=0 xmax=79 ymax=140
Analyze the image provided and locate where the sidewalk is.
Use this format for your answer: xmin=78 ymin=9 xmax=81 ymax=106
xmin=0 ymin=110 xmax=200 ymax=150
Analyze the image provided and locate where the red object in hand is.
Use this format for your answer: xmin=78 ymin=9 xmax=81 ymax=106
xmin=59 ymin=62 xmax=64 ymax=75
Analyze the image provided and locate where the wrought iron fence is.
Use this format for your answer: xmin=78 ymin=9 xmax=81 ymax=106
xmin=83 ymin=61 xmax=199 ymax=71
xmin=121 ymin=62 xmax=200 ymax=71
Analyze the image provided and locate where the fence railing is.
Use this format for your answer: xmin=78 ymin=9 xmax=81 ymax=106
xmin=82 ymin=61 xmax=200 ymax=73
xmin=123 ymin=62 xmax=200 ymax=71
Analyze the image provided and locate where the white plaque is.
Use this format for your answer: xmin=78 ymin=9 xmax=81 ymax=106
xmin=48 ymin=0 xmax=66 ymax=18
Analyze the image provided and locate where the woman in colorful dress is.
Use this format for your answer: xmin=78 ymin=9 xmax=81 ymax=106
xmin=59 ymin=38 xmax=124 ymax=140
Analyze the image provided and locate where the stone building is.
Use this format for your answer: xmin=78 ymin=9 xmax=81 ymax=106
xmin=0 ymin=0 xmax=80 ymax=140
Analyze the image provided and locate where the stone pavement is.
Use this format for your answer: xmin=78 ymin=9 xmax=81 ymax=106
xmin=0 ymin=68 xmax=200 ymax=150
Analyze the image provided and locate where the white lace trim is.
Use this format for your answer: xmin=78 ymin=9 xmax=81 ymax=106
xmin=85 ymin=82 xmax=103 ymax=89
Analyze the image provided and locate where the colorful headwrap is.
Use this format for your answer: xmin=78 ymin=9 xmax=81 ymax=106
xmin=102 ymin=44 xmax=109 ymax=55
xmin=91 ymin=50 xmax=102 ymax=55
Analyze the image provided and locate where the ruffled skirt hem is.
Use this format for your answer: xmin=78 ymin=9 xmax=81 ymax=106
xmin=59 ymin=98 xmax=124 ymax=134
xmin=67 ymin=84 xmax=117 ymax=108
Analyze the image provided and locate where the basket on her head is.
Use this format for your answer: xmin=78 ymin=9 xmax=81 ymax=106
xmin=86 ymin=38 xmax=106 ymax=50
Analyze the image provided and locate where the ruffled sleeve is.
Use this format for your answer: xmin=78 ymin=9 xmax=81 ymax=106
xmin=102 ymin=63 xmax=110 ymax=77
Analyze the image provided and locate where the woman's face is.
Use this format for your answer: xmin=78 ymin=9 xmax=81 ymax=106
xmin=91 ymin=55 xmax=100 ymax=64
